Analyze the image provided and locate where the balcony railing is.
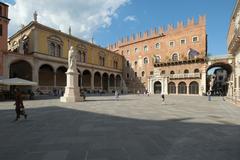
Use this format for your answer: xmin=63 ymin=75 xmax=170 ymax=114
xmin=168 ymin=73 xmax=201 ymax=79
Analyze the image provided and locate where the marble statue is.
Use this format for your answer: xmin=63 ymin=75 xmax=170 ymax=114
xmin=60 ymin=46 xmax=83 ymax=102
xmin=68 ymin=46 xmax=77 ymax=71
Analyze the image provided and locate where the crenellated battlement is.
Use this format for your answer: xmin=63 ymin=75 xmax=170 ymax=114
xmin=107 ymin=15 xmax=206 ymax=50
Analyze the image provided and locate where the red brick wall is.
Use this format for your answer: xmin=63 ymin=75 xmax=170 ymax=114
xmin=108 ymin=16 xmax=207 ymax=92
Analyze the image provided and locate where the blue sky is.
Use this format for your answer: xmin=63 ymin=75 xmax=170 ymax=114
xmin=4 ymin=0 xmax=236 ymax=55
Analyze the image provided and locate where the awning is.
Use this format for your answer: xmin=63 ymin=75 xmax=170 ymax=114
xmin=0 ymin=78 xmax=38 ymax=86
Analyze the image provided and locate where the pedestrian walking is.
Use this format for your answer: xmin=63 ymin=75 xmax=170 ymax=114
xmin=161 ymin=93 xmax=165 ymax=104
xmin=115 ymin=90 xmax=119 ymax=100
xmin=14 ymin=88 xmax=27 ymax=121
xmin=207 ymin=90 xmax=211 ymax=101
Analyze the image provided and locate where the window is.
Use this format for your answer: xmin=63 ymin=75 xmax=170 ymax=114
xmin=143 ymin=57 xmax=148 ymax=64
xmin=172 ymin=53 xmax=178 ymax=62
xmin=161 ymin=70 xmax=165 ymax=75
xmin=0 ymin=24 xmax=2 ymax=36
xmin=155 ymin=43 xmax=160 ymax=49
xmin=135 ymin=72 xmax=137 ymax=77
xmin=180 ymin=39 xmax=186 ymax=45
xmin=126 ymin=60 xmax=130 ymax=67
xmin=170 ymin=71 xmax=175 ymax=74
xmin=155 ymin=56 xmax=160 ymax=63
xmin=192 ymin=36 xmax=199 ymax=42
xmin=194 ymin=69 xmax=199 ymax=73
xmin=144 ymin=45 xmax=148 ymax=52
xmin=47 ymin=35 xmax=63 ymax=57
xmin=134 ymin=47 xmax=138 ymax=53
xmin=127 ymin=73 xmax=129 ymax=78
xmin=169 ymin=41 xmax=175 ymax=47
xmin=188 ymin=49 xmax=199 ymax=59
xmin=49 ymin=42 xmax=55 ymax=56
xmin=113 ymin=61 xmax=118 ymax=69
xmin=184 ymin=69 xmax=189 ymax=73
xmin=142 ymin=71 xmax=145 ymax=77
xmin=55 ymin=44 xmax=61 ymax=57
xmin=99 ymin=56 xmax=105 ymax=66
xmin=134 ymin=61 xmax=138 ymax=66
xmin=150 ymin=71 xmax=154 ymax=75
xmin=127 ymin=50 xmax=130 ymax=55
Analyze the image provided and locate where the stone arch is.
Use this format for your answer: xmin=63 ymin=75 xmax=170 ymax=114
xmin=116 ymin=75 xmax=121 ymax=87
xmin=154 ymin=81 xmax=162 ymax=94
xmin=168 ymin=82 xmax=176 ymax=94
xmin=10 ymin=60 xmax=32 ymax=81
xmin=56 ymin=66 xmax=67 ymax=86
xmin=94 ymin=71 xmax=101 ymax=88
xmin=39 ymin=64 xmax=54 ymax=86
xmin=109 ymin=74 xmax=115 ymax=87
xmin=82 ymin=70 xmax=91 ymax=88
xmin=207 ymin=62 xmax=233 ymax=96
xmin=102 ymin=72 xmax=109 ymax=91
xmin=184 ymin=69 xmax=189 ymax=73
xmin=178 ymin=81 xmax=187 ymax=94
xmin=189 ymin=81 xmax=199 ymax=94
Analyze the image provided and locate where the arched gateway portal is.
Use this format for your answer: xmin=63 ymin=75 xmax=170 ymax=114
xmin=207 ymin=62 xmax=233 ymax=96
xmin=10 ymin=60 xmax=32 ymax=80
xmin=154 ymin=81 xmax=162 ymax=94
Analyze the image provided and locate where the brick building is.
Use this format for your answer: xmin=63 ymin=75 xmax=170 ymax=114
xmin=0 ymin=2 xmax=10 ymax=77
xmin=108 ymin=16 xmax=207 ymax=95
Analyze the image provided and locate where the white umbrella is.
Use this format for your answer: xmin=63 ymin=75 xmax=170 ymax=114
xmin=0 ymin=78 xmax=38 ymax=86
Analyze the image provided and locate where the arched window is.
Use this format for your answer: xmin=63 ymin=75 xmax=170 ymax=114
xmin=155 ymin=43 xmax=160 ymax=49
xmin=194 ymin=69 xmax=200 ymax=73
xmin=188 ymin=48 xmax=199 ymax=59
xmin=161 ymin=70 xmax=165 ymax=75
xmin=126 ymin=60 xmax=130 ymax=67
xmin=170 ymin=71 xmax=175 ymax=74
xmin=172 ymin=53 xmax=178 ymax=62
xmin=99 ymin=56 xmax=105 ymax=66
xmin=142 ymin=71 xmax=145 ymax=77
xmin=168 ymin=82 xmax=176 ymax=94
xmin=134 ymin=48 xmax=138 ymax=53
xmin=50 ymin=43 xmax=55 ymax=56
xmin=155 ymin=56 xmax=160 ymax=63
xmin=126 ymin=73 xmax=130 ymax=78
xmin=184 ymin=69 xmax=189 ymax=74
xmin=189 ymin=81 xmax=199 ymax=94
xmin=55 ymin=44 xmax=61 ymax=57
xmin=47 ymin=35 xmax=63 ymax=57
xmin=144 ymin=45 xmax=148 ymax=52
xmin=178 ymin=82 xmax=187 ymax=94
xmin=82 ymin=52 xmax=86 ymax=63
xmin=134 ymin=61 xmax=138 ymax=66
xmin=143 ymin=57 xmax=148 ymax=64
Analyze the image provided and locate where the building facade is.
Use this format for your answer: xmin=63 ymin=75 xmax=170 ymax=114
xmin=2 ymin=11 xmax=124 ymax=94
xmin=108 ymin=16 xmax=207 ymax=95
xmin=227 ymin=0 xmax=240 ymax=100
xmin=0 ymin=2 xmax=10 ymax=77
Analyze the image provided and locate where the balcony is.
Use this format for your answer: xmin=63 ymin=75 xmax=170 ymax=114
xmin=168 ymin=73 xmax=201 ymax=79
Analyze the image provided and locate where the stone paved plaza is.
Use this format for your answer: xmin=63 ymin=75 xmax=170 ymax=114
xmin=0 ymin=95 xmax=240 ymax=160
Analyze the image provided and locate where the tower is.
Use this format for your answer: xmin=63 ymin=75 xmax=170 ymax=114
xmin=0 ymin=2 xmax=10 ymax=76
xmin=0 ymin=2 xmax=10 ymax=51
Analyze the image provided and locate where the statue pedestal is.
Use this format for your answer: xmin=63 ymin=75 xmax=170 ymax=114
xmin=60 ymin=69 xmax=84 ymax=102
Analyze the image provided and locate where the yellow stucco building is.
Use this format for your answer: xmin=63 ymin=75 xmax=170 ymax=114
xmin=4 ymin=17 xmax=124 ymax=94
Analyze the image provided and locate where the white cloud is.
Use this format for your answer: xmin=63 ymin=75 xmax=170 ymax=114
xmin=123 ymin=15 xmax=136 ymax=22
xmin=7 ymin=0 xmax=129 ymax=40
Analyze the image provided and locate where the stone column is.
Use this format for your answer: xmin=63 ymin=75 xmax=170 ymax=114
xmin=176 ymin=84 xmax=178 ymax=95
xmin=91 ymin=75 xmax=94 ymax=91
xmin=201 ymin=65 xmax=207 ymax=95
xmin=186 ymin=85 xmax=189 ymax=95
xmin=80 ymin=76 xmax=83 ymax=88
xmin=54 ymin=72 xmax=57 ymax=87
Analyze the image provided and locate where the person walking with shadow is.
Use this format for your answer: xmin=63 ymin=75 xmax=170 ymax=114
xmin=161 ymin=93 xmax=165 ymax=104
xmin=14 ymin=88 xmax=27 ymax=121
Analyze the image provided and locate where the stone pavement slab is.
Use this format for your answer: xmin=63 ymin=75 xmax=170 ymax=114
xmin=0 ymin=95 xmax=240 ymax=160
